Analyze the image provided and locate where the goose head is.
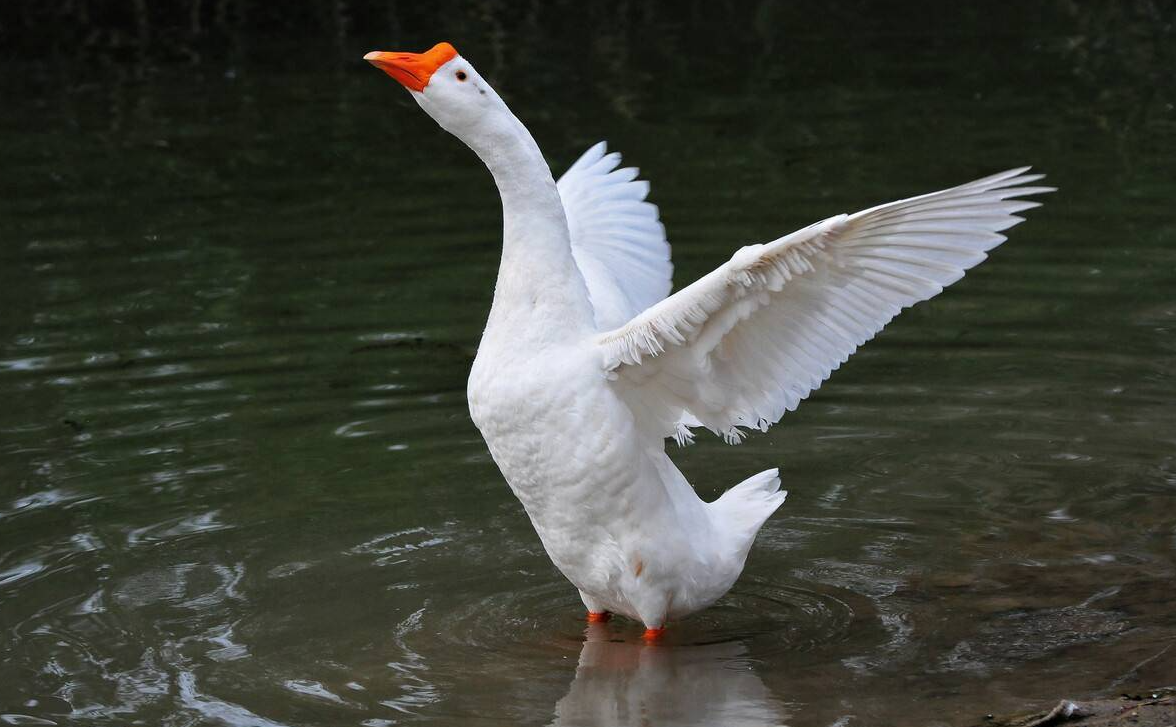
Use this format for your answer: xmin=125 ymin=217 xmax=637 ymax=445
xmin=364 ymin=42 xmax=508 ymax=144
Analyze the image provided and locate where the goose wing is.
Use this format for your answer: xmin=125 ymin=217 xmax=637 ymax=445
xmin=558 ymin=142 xmax=673 ymax=331
xmin=595 ymin=168 xmax=1054 ymax=443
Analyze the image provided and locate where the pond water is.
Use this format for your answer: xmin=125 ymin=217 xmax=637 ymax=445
xmin=2 ymin=4 xmax=1175 ymax=726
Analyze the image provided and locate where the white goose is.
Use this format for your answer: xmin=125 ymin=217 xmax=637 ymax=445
xmin=364 ymin=42 xmax=1051 ymax=639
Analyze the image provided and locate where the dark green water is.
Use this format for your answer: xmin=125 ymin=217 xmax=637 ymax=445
xmin=2 ymin=3 xmax=1175 ymax=725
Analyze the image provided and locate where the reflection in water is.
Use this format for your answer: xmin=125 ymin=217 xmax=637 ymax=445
xmin=178 ymin=671 xmax=289 ymax=727
xmin=552 ymin=624 xmax=786 ymax=727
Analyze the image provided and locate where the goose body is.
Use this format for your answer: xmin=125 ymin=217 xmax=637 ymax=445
xmin=364 ymin=42 xmax=1052 ymax=633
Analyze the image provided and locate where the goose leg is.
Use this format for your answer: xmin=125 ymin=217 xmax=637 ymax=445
xmin=642 ymin=626 xmax=666 ymax=641
xmin=633 ymin=591 xmax=671 ymax=641
xmin=578 ymin=589 xmax=611 ymax=623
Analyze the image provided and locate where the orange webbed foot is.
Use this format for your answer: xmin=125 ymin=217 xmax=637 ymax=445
xmin=587 ymin=611 xmax=611 ymax=623
xmin=642 ymin=627 xmax=666 ymax=641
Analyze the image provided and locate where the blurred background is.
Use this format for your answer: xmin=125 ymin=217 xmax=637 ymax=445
xmin=1 ymin=2 xmax=1174 ymax=726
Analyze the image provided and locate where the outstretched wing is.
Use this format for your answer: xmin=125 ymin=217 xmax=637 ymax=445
xmin=596 ymin=168 xmax=1054 ymax=443
xmin=558 ymin=142 xmax=673 ymax=331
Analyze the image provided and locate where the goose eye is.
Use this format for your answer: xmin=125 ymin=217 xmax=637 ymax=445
xmin=456 ymin=71 xmax=467 ymax=81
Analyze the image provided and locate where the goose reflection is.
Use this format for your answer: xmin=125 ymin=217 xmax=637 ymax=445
xmin=550 ymin=623 xmax=787 ymax=727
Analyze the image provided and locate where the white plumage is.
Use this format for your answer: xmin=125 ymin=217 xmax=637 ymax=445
xmin=598 ymin=167 xmax=1053 ymax=444
xmin=558 ymin=141 xmax=673 ymax=331
xmin=365 ymin=43 xmax=1052 ymax=635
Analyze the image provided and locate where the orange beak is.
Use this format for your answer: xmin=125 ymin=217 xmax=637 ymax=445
xmin=363 ymin=42 xmax=458 ymax=93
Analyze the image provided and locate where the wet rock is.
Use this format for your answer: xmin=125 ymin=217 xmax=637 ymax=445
xmin=972 ymin=688 xmax=1176 ymax=726
xmin=940 ymin=601 xmax=1130 ymax=672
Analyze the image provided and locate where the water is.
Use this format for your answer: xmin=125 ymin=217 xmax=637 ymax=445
xmin=2 ymin=3 xmax=1175 ymax=725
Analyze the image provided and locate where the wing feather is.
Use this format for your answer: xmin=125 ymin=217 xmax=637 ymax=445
xmin=558 ymin=142 xmax=673 ymax=331
xmin=596 ymin=169 xmax=1054 ymax=443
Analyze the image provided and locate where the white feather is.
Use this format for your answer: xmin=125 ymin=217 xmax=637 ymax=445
xmin=558 ymin=142 xmax=673 ymax=330
xmin=597 ymin=168 xmax=1054 ymax=442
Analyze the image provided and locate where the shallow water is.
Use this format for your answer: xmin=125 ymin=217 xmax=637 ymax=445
xmin=2 ymin=3 xmax=1175 ymax=726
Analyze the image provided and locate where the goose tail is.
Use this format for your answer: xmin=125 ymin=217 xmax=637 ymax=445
xmin=709 ymin=468 xmax=787 ymax=562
